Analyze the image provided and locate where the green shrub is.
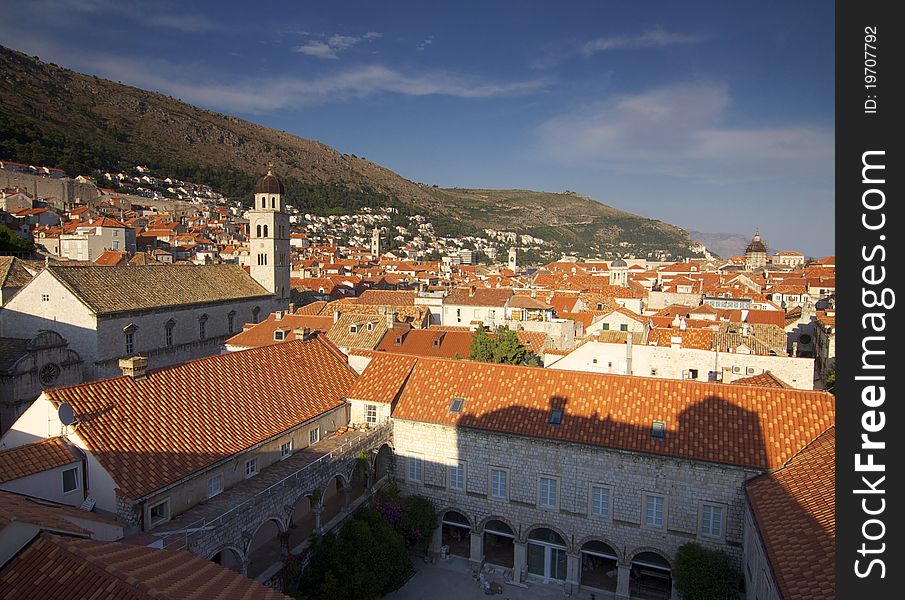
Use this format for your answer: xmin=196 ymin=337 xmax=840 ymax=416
xmin=673 ymin=543 xmax=739 ymax=600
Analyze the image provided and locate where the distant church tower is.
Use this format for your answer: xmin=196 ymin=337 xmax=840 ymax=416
xmin=371 ymin=227 xmax=382 ymax=257
xmin=508 ymin=248 xmax=518 ymax=272
xmin=249 ymin=165 xmax=290 ymax=305
xmin=745 ymin=231 xmax=768 ymax=271
xmin=609 ymin=258 xmax=629 ymax=287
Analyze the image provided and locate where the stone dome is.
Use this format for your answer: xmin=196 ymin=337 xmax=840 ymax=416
xmin=254 ymin=169 xmax=285 ymax=195
xmin=611 ymin=258 xmax=628 ymax=268
xmin=745 ymin=232 xmax=767 ymax=254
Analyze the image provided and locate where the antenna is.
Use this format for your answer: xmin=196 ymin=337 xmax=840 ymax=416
xmin=58 ymin=402 xmax=75 ymax=426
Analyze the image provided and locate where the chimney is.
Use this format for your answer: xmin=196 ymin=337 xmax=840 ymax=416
xmin=119 ymin=356 xmax=148 ymax=380
xmin=721 ymin=368 xmax=732 ymax=384
xmin=670 ymin=335 xmax=682 ymax=349
xmin=792 ymin=341 xmax=798 ymax=356
xmin=274 ymin=311 xmax=284 ymax=321
xmin=293 ymin=327 xmax=315 ymax=341
xmin=386 ymin=309 xmax=396 ymax=328
xmin=469 ymin=285 xmax=476 ymax=297
xmin=288 ymin=303 xmax=296 ymax=314
xmin=625 ymin=333 xmax=633 ymax=375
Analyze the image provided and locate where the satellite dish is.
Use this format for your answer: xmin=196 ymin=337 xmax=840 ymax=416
xmin=58 ymin=402 xmax=75 ymax=426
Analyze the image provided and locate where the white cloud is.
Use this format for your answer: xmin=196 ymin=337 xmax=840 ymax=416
xmin=536 ymin=83 xmax=833 ymax=183
xmin=294 ymin=31 xmax=383 ymax=59
xmin=581 ymin=28 xmax=707 ymax=55
xmin=416 ymin=36 xmax=434 ymax=51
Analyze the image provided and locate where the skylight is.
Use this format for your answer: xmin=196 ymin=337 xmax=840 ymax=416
xmin=549 ymin=408 xmax=563 ymax=425
xmin=449 ymin=397 xmax=465 ymax=413
xmin=651 ymin=420 xmax=666 ymax=440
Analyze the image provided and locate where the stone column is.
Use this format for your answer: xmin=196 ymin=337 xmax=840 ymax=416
xmin=341 ymin=483 xmax=352 ymax=512
xmin=670 ymin=578 xmax=679 ymax=600
xmin=279 ymin=531 xmax=291 ymax=561
xmin=513 ymin=542 xmax=527 ymax=584
xmin=615 ymin=563 xmax=631 ymax=599
xmin=313 ymin=506 xmax=324 ymax=535
xmin=429 ymin=523 xmax=444 ymax=560
xmin=241 ymin=557 xmax=250 ymax=577
xmin=469 ymin=531 xmax=483 ymax=565
xmin=566 ymin=552 xmax=581 ymax=587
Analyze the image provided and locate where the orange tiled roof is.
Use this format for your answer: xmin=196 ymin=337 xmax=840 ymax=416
xmin=383 ymin=358 xmax=834 ymax=470
xmin=745 ymin=427 xmax=835 ymax=599
xmin=224 ymin=314 xmax=333 ymax=349
xmin=445 ymin=287 xmax=513 ymax=307
xmin=376 ymin=329 xmax=474 ymax=359
xmin=294 ymin=300 xmax=329 ymax=315
xmin=0 ymin=533 xmax=289 ymax=600
xmin=0 ymin=490 xmax=121 ymax=534
xmin=93 ymin=250 xmax=129 ymax=266
xmin=0 ymin=437 xmax=81 ymax=484
xmin=355 ymin=290 xmax=416 ymax=305
xmin=347 ymin=353 xmax=417 ymax=403
xmin=731 ymin=371 xmax=792 ymax=388
xmin=45 ymin=338 xmax=356 ymax=500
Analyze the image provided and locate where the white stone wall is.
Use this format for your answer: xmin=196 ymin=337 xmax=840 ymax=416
xmin=441 ymin=303 xmax=507 ymax=328
xmin=347 ymin=398 xmax=392 ymax=427
xmin=0 ymin=460 xmax=84 ymax=506
xmin=549 ymin=340 xmax=816 ymax=389
xmin=141 ymin=405 xmax=347 ymax=531
xmin=585 ymin=312 xmax=646 ymax=335
xmin=393 ymin=419 xmax=758 ymax=569
xmin=743 ymin=503 xmax=781 ymax=600
xmin=1 ymin=269 xmax=279 ymax=380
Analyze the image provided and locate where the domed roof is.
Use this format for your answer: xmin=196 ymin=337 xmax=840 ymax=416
xmin=745 ymin=232 xmax=767 ymax=254
xmin=611 ymin=258 xmax=628 ymax=267
xmin=254 ymin=167 xmax=284 ymax=195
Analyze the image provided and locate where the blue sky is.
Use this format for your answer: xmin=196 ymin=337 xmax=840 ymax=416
xmin=1 ymin=0 xmax=835 ymax=256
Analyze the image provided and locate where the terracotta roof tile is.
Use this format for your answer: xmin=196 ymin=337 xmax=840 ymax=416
xmin=0 ymin=490 xmax=122 ymax=534
xmin=45 ymin=338 xmax=356 ymax=499
xmin=0 ymin=533 xmax=289 ymax=600
xmin=355 ymin=290 xmax=416 ymax=305
xmin=732 ymin=371 xmax=792 ymax=388
xmin=224 ymin=314 xmax=333 ymax=349
xmin=745 ymin=427 xmax=835 ymax=599
xmin=0 ymin=438 xmax=81 ymax=484
xmin=379 ymin=358 xmax=834 ymax=470
xmin=347 ymin=353 xmax=417 ymax=403
xmin=327 ymin=313 xmax=389 ymax=350
xmin=47 ymin=265 xmax=271 ymax=315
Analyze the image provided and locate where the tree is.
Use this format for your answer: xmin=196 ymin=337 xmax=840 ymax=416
xmin=824 ymin=368 xmax=836 ymax=393
xmin=0 ymin=225 xmax=36 ymax=254
xmin=468 ymin=326 xmax=534 ymax=365
xmin=296 ymin=507 xmax=413 ymax=600
xmin=673 ymin=543 xmax=739 ymax=600
xmin=468 ymin=327 xmax=496 ymax=362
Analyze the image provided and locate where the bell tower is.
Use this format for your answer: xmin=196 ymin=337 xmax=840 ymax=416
xmin=249 ymin=164 xmax=290 ymax=305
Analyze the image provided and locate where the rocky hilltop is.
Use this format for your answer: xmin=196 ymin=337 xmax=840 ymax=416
xmin=0 ymin=45 xmax=700 ymax=258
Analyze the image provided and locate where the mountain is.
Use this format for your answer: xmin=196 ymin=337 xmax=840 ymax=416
xmin=685 ymin=230 xmax=752 ymax=260
xmin=0 ymin=45 xmax=700 ymax=259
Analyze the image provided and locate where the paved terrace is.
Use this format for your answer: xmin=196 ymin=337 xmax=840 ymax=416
xmin=152 ymin=422 xmax=393 ymax=575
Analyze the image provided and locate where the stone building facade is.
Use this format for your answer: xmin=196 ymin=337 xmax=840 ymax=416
xmin=393 ymin=419 xmax=758 ymax=598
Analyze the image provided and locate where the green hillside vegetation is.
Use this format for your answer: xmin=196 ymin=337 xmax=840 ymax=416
xmin=0 ymin=45 xmax=701 ymax=259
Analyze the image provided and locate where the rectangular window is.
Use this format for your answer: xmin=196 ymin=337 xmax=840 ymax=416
xmin=490 ymin=468 xmax=508 ymax=500
xmin=62 ymin=467 xmax=79 ymax=494
xmin=601 ymin=323 xmax=610 ymax=330
xmin=199 ymin=320 xmax=206 ymax=340
xmin=619 ymin=323 xmax=628 ymax=332
xmin=538 ymin=476 xmax=558 ymax=509
xmin=281 ymin=440 xmax=293 ymax=460
xmin=448 ymin=461 xmax=465 ymax=491
xmin=228 ymin=313 xmax=235 ymax=333
xmin=125 ymin=332 xmax=134 ymax=355
xmin=408 ymin=455 xmax=423 ymax=483
xmin=149 ymin=499 xmax=170 ymax=526
xmin=689 ymin=369 xmax=699 ymax=379
xmin=309 ymin=428 xmax=320 ymax=445
xmin=365 ymin=404 xmax=378 ymax=424
xmin=245 ymin=458 xmax=257 ymax=478
xmin=590 ymin=484 xmax=611 ymax=518
xmin=643 ymin=493 xmax=666 ymax=529
xmin=274 ymin=330 xmax=285 ymax=341
xmin=208 ymin=474 xmax=222 ymax=498
xmin=700 ymin=503 xmax=725 ymax=539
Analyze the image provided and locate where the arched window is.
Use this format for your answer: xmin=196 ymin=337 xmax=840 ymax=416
xmin=164 ymin=319 xmax=176 ymax=347
xmin=271 ymin=197 xmax=275 ymax=208
xmin=263 ymin=225 xmax=268 ymax=237
xmin=256 ymin=224 xmax=262 ymax=237
xmin=252 ymin=306 xmax=261 ymax=323
xmin=227 ymin=310 xmax=236 ymax=333
xmin=261 ymin=197 xmax=266 ymax=209
xmin=198 ymin=314 xmax=208 ymax=340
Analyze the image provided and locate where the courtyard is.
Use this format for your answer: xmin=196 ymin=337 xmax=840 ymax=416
xmin=386 ymin=555 xmax=617 ymax=600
